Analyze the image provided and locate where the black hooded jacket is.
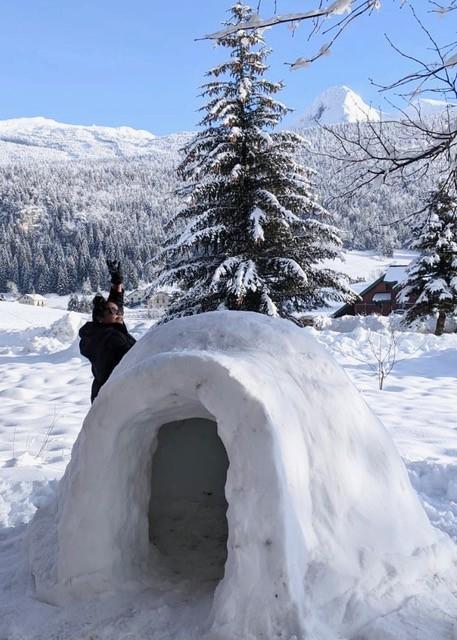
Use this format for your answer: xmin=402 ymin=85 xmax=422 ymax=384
xmin=79 ymin=321 xmax=136 ymax=402
xmin=79 ymin=288 xmax=136 ymax=402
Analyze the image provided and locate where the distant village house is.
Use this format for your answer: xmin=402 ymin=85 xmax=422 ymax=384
xmin=18 ymin=293 xmax=47 ymax=307
xmin=147 ymin=291 xmax=170 ymax=310
xmin=125 ymin=287 xmax=171 ymax=310
xmin=334 ymin=264 xmax=414 ymax=318
xmin=125 ymin=288 xmax=149 ymax=307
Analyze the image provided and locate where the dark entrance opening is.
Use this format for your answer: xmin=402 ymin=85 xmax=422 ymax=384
xmin=149 ymin=418 xmax=229 ymax=583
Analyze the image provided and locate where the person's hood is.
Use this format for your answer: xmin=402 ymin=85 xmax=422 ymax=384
xmin=79 ymin=321 xmax=131 ymax=356
xmin=79 ymin=321 xmax=103 ymax=359
xmin=79 ymin=321 xmax=128 ymax=339
xmin=79 ymin=321 xmax=97 ymax=339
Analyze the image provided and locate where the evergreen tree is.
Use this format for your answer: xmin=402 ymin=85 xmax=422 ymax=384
xmin=399 ymin=188 xmax=457 ymax=336
xmin=67 ymin=293 xmax=92 ymax=313
xmin=67 ymin=294 xmax=80 ymax=312
xmin=158 ymin=2 xmax=353 ymax=321
xmin=81 ymin=277 xmax=92 ymax=297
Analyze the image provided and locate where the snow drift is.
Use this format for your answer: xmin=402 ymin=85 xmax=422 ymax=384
xmin=28 ymin=311 xmax=457 ymax=639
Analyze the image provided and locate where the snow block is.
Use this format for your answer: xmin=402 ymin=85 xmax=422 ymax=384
xmin=28 ymin=311 xmax=457 ymax=639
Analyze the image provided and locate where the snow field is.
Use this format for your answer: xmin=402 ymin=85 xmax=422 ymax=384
xmin=0 ymin=256 xmax=456 ymax=639
xmin=0 ymin=301 xmax=154 ymax=528
xmin=26 ymin=311 xmax=457 ymax=639
xmin=308 ymin=312 xmax=457 ymax=542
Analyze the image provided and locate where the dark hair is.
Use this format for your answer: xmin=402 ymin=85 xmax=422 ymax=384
xmin=92 ymin=294 xmax=107 ymax=322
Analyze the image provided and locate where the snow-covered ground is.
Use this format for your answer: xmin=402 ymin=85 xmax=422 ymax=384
xmin=310 ymin=314 xmax=457 ymax=541
xmin=0 ymin=250 xmax=456 ymax=638
xmin=0 ymin=300 xmax=155 ymax=528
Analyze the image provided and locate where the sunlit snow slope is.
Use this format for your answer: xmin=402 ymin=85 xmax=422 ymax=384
xmin=0 ymin=117 xmax=191 ymax=163
xmin=296 ymin=85 xmax=382 ymax=128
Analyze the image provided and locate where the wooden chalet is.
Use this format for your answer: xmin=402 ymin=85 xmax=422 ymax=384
xmin=333 ymin=264 xmax=415 ymax=318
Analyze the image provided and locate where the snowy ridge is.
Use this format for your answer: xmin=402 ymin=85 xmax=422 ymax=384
xmin=407 ymin=97 xmax=456 ymax=118
xmin=0 ymin=90 xmax=452 ymax=164
xmin=296 ymin=85 xmax=382 ymax=128
xmin=0 ymin=117 xmax=192 ymax=162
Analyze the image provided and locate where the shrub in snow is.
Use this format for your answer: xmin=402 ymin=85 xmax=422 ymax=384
xmin=28 ymin=311 xmax=457 ymax=639
xmin=399 ymin=188 xmax=457 ymax=336
xmin=364 ymin=326 xmax=400 ymax=390
xmin=157 ymin=3 xmax=354 ymax=322
xmin=67 ymin=294 xmax=92 ymax=314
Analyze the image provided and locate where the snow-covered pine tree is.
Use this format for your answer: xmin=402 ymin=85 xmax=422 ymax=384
xmin=158 ymin=2 xmax=354 ymax=322
xmin=399 ymin=188 xmax=457 ymax=336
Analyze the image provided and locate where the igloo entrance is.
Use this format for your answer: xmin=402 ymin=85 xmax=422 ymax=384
xmin=148 ymin=417 xmax=229 ymax=583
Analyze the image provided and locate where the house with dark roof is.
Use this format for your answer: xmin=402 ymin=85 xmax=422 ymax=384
xmin=333 ymin=264 xmax=415 ymax=318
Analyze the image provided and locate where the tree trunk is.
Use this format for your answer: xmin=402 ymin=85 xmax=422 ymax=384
xmin=435 ymin=310 xmax=446 ymax=336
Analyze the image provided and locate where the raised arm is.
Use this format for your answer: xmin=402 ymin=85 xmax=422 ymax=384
xmin=106 ymin=260 xmax=124 ymax=307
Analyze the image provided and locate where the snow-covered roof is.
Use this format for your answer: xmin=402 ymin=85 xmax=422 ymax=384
xmin=126 ymin=285 xmax=177 ymax=302
xmin=126 ymin=288 xmax=150 ymax=299
xmin=372 ymin=292 xmax=392 ymax=302
xmin=351 ymin=281 xmax=371 ymax=294
xmin=19 ymin=293 xmax=46 ymax=300
xmin=384 ymin=264 xmax=409 ymax=284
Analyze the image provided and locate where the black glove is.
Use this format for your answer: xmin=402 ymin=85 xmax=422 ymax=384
xmin=106 ymin=259 xmax=123 ymax=285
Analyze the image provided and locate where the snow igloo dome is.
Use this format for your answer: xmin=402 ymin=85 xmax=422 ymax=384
xmin=29 ymin=311 xmax=457 ymax=640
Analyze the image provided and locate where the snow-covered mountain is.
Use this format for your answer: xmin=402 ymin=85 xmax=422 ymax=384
xmin=0 ymin=117 xmax=191 ymax=163
xmin=295 ymin=85 xmax=454 ymax=129
xmin=0 ymin=94 xmax=452 ymax=165
xmin=0 ymin=103 xmax=444 ymax=293
xmin=296 ymin=85 xmax=382 ymax=128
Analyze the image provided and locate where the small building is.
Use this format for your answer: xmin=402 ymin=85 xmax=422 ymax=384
xmin=18 ymin=293 xmax=47 ymax=307
xmin=147 ymin=291 xmax=170 ymax=310
xmin=125 ymin=288 xmax=150 ymax=307
xmin=126 ymin=288 xmax=173 ymax=311
xmin=333 ymin=264 xmax=414 ymax=318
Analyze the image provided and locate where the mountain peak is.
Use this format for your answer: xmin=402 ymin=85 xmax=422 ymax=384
xmin=297 ymin=85 xmax=382 ymax=128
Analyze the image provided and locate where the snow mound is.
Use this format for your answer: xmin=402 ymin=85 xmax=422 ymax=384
xmin=297 ymin=85 xmax=382 ymax=128
xmin=28 ymin=311 xmax=457 ymax=639
xmin=23 ymin=312 xmax=83 ymax=354
xmin=0 ymin=478 xmax=57 ymax=528
xmin=409 ymin=460 xmax=457 ymax=542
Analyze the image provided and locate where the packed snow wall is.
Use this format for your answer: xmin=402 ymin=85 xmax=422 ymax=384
xmin=28 ymin=311 xmax=457 ymax=640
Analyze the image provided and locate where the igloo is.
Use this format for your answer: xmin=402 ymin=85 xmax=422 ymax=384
xmin=29 ymin=311 xmax=457 ymax=639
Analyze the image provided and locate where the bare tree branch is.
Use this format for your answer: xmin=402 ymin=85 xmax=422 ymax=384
xmin=202 ymin=1 xmax=382 ymax=68
xmin=429 ymin=0 xmax=457 ymax=14
xmin=311 ymin=6 xmax=457 ymax=204
xmin=203 ymin=1 xmax=456 ymax=70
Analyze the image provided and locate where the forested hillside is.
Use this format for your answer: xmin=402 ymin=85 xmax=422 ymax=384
xmin=0 ymin=121 xmax=438 ymax=293
xmin=299 ymin=123 xmax=438 ymax=255
xmin=0 ymin=157 xmax=181 ymax=293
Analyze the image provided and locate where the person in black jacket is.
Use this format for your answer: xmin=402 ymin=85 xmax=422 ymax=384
xmin=79 ymin=260 xmax=136 ymax=403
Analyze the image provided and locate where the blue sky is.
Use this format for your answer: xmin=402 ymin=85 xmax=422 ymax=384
xmin=0 ymin=1 xmax=453 ymax=135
